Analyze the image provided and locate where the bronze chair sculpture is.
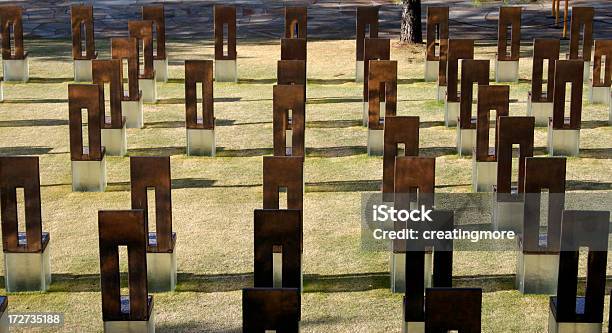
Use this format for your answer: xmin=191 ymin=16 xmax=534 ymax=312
xmin=71 ymin=5 xmax=97 ymax=82
xmin=68 ymin=84 xmax=107 ymax=192
xmin=390 ymin=156 xmax=435 ymax=294
xmin=130 ymin=156 xmax=176 ymax=292
xmin=285 ymin=7 xmax=307 ymax=39
xmin=214 ymin=5 xmax=237 ymax=82
xmin=362 ymin=38 xmax=390 ymax=127
xmin=589 ymin=40 xmax=612 ymax=105
xmin=143 ymin=5 xmax=168 ymax=82
xmin=548 ymin=60 xmax=584 ymax=156
xmin=128 ymin=20 xmax=157 ymax=103
xmin=0 ymin=156 xmax=51 ymax=292
xmin=444 ymin=39 xmax=474 ymax=127
xmin=567 ymin=7 xmax=594 ymax=82
xmin=516 ymin=157 xmax=566 ymax=295
xmin=356 ymin=6 xmax=379 ymax=82
xmin=367 ymin=60 xmax=397 ymax=156
xmin=0 ymin=5 xmax=28 ymax=82
xmin=112 ymin=37 xmax=143 ymax=128
xmin=263 ymin=156 xmax=304 ymax=211
xmin=93 ymin=59 xmax=128 ymax=156
xmin=382 ymin=116 xmax=419 ymax=200
xmin=472 ymin=85 xmax=509 ymax=192
xmin=253 ymin=209 xmax=303 ymax=291
xmin=273 ymin=84 xmax=305 ymax=158
xmin=457 ymin=59 xmax=489 ymax=156
xmin=99 ymin=209 xmax=154 ymax=332
xmin=549 ymin=210 xmax=610 ymax=331
xmin=425 ymin=7 xmax=449 ymax=84
xmin=402 ymin=211 xmax=454 ymax=331
xmin=493 ymin=116 xmax=535 ymax=231
xmin=185 ymin=60 xmax=216 ymax=156
xmin=495 ymin=7 xmax=521 ymax=82
xmin=527 ymin=39 xmax=560 ymax=126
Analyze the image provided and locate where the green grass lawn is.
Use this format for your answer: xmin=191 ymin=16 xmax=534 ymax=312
xmin=0 ymin=38 xmax=610 ymax=332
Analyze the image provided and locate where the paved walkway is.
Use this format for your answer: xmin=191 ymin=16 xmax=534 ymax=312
xmin=16 ymin=0 xmax=612 ymax=41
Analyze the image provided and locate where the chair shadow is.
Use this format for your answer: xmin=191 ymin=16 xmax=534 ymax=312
xmin=0 ymin=146 xmax=54 ymax=155
xmin=0 ymin=119 xmax=68 ymax=127
xmin=420 ymin=147 xmax=457 ymax=157
xmin=1 ymin=98 xmax=67 ymax=104
xmin=156 ymin=322 xmax=241 ymax=333
xmin=218 ymin=120 xmax=265 ymax=126
xmin=420 ymin=121 xmax=445 ymax=128
xmin=581 ymin=120 xmax=609 ymax=129
xmin=155 ymin=97 xmax=241 ymax=104
xmin=305 ymin=179 xmax=381 ymax=192
xmin=123 ymin=146 xmax=275 ymax=158
xmin=145 ymin=120 xmax=184 ymax=129
xmin=306 ymin=146 xmax=366 ymax=157
xmin=307 ymin=97 xmax=362 ymax=104
xmin=26 ymin=271 xmax=539 ymax=294
xmin=26 ymin=77 xmax=73 ymax=84
xmin=307 ymin=78 xmax=355 ymax=85
xmin=145 ymin=119 xmax=237 ymax=128
xmin=216 ymin=147 xmax=273 ymax=157
xmin=172 ymin=178 xmax=217 ymax=189
xmin=307 ymin=119 xmax=362 ymax=128
xmin=105 ymin=178 xmax=256 ymax=192
xmin=128 ymin=146 xmax=186 ymax=156
xmin=579 ymin=148 xmax=612 ymax=159
xmin=398 ymin=78 xmax=425 ymax=85
xmin=566 ymin=180 xmax=612 ymax=191
xmin=237 ymin=78 xmax=277 ymax=84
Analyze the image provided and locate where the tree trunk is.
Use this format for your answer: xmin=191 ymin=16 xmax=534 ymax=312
xmin=400 ymin=0 xmax=423 ymax=44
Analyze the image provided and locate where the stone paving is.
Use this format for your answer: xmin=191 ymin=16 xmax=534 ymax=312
xmin=10 ymin=0 xmax=612 ymax=41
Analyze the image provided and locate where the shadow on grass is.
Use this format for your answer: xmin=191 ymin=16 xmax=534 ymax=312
xmin=144 ymin=120 xmax=185 ymax=129
xmin=155 ymin=97 xmax=241 ymax=104
xmin=581 ymin=120 xmax=610 ymax=129
xmin=398 ymin=78 xmax=425 ymax=85
xmin=306 ymin=179 xmax=381 ymax=192
xmin=217 ymin=147 xmax=273 ymax=157
xmin=23 ymin=272 xmax=545 ymax=294
xmin=156 ymin=322 xmax=240 ymax=333
xmin=219 ymin=120 xmax=269 ymax=126
xmin=128 ymin=146 xmax=187 ymax=156
xmin=237 ymin=78 xmax=277 ymax=84
xmin=104 ymin=178 xmax=259 ymax=192
xmin=27 ymin=77 xmax=73 ymax=84
xmin=1 ymin=98 xmax=68 ymax=104
xmin=579 ymin=148 xmax=612 ymax=159
xmin=308 ymin=78 xmax=355 ymax=85
xmin=437 ymin=183 xmax=472 ymax=189
xmin=307 ymin=97 xmax=361 ymax=105
xmin=0 ymin=119 xmax=68 ymax=127
xmin=307 ymin=146 xmax=366 ymax=157
xmin=566 ymin=180 xmax=612 ymax=191
xmin=145 ymin=119 xmax=237 ymax=128
xmin=307 ymin=119 xmax=362 ymax=128
xmin=420 ymin=121 xmax=446 ymax=128
xmin=420 ymin=147 xmax=457 ymax=157
xmin=0 ymin=146 xmax=55 ymax=155
xmin=166 ymin=78 xmax=184 ymax=84
xmin=172 ymin=178 xmax=217 ymax=189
